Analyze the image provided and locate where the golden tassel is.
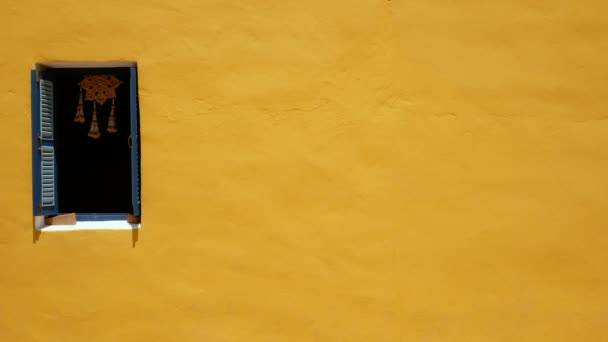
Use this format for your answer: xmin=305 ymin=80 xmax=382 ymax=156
xmin=107 ymin=98 xmax=118 ymax=133
xmin=74 ymin=87 xmax=85 ymax=123
xmin=88 ymin=102 xmax=101 ymax=139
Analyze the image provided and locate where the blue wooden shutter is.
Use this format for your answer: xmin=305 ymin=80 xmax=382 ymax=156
xmin=31 ymin=71 xmax=58 ymax=216
xmin=129 ymin=67 xmax=141 ymax=216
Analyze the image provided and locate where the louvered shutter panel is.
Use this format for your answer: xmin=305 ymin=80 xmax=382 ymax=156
xmin=31 ymin=71 xmax=58 ymax=216
xmin=129 ymin=67 xmax=141 ymax=216
xmin=40 ymin=80 xmax=54 ymax=140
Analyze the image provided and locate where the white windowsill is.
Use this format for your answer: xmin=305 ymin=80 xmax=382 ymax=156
xmin=35 ymin=217 xmax=140 ymax=231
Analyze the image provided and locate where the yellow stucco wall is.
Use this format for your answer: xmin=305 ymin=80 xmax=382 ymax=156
xmin=1 ymin=0 xmax=608 ymax=340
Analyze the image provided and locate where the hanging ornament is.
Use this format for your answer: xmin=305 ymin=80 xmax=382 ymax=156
xmin=88 ymin=102 xmax=101 ymax=139
xmin=81 ymin=75 xmax=123 ymax=105
xmin=107 ymin=98 xmax=118 ymax=133
xmin=77 ymin=74 xmax=123 ymax=138
xmin=74 ymin=87 xmax=85 ymax=123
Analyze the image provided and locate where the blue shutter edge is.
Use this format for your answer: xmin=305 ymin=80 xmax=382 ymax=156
xmin=31 ymin=70 xmax=41 ymax=216
xmin=129 ymin=67 xmax=141 ymax=217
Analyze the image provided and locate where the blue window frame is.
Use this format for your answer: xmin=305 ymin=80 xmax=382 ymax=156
xmin=31 ymin=63 xmax=141 ymax=221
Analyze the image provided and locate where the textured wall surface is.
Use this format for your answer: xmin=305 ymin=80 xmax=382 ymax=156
xmin=1 ymin=0 xmax=608 ymax=341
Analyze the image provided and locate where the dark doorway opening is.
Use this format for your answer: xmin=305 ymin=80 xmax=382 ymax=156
xmin=53 ymin=67 xmax=133 ymax=213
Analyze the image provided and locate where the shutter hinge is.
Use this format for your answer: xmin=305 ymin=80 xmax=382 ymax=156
xmin=36 ymin=70 xmax=40 ymax=83
xmin=37 ymin=203 xmax=42 ymax=215
xmin=37 ymin=133 xmax=42 ymax=151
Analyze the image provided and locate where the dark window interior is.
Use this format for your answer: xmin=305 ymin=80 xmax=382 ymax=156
xmin=52 ymin=67 xmax=132 ymax=213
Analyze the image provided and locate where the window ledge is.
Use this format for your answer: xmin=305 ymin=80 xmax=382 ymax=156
xmin=37 ymin=220 xmax=140 ymax=231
